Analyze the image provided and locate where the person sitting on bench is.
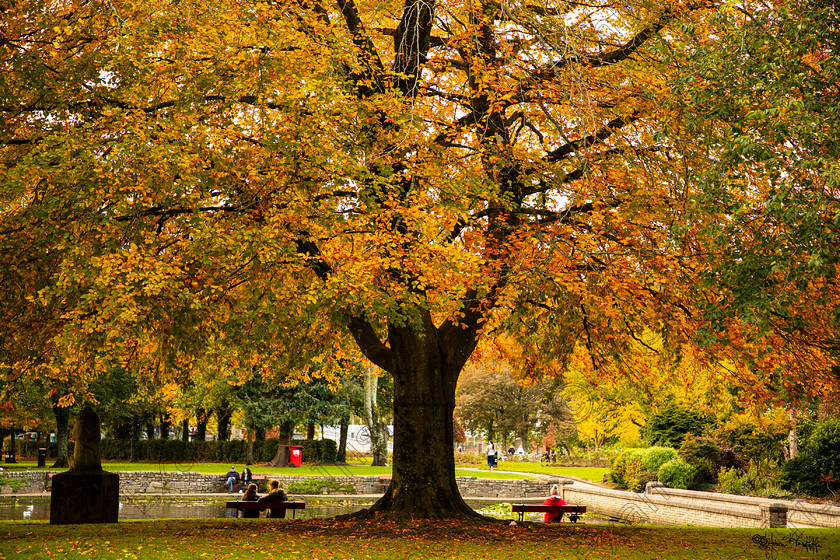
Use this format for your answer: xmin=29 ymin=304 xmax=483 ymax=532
xmin=257 ymin=480 xmax=288 ymax=518
xmin=241 ymin=483 xmax=260 ymax=518
xmin=225 ymin=466 xmax=240 ymax=493
xmin=241 ymin=466 xmax=253 ymax=487
xmin=543 ymin=484 xmax=566 ymax=523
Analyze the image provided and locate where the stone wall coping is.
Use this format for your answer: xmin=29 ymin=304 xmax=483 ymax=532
xmin=564 ymin=482 xmax=761 ymax=520
xmin=645 ymin=481 xmax=840 ymax=517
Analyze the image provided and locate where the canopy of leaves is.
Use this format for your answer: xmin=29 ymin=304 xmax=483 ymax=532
xmin=673 ymin=0 xmax=840 ymax=400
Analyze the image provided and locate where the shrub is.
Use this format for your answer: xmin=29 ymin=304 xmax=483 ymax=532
xmin=781 ymin=418 xmax=840 ymax=496
xmin=641 ymin=404 xmax=710 ymax=448
xmin=609 ymin=448 xmax=645 ymax=488
xmin=641 ymin=447 xmax=679 ymax=472
xmin=658 ymin=459 xmax=697 ymax=490
xmin=755 ymin=486 xmax=796 ymax=500
xmin=714 ymin=410 xmax=787 ymax=480
xmin=610 ymin=447 xmax=676 ymax=491
xmin=679 ymin=436 xmax=722 ymax=484
xmin=717 ymin=466 xmax=745 ymax=495
xmin=286 ymin=478 xmax=356 ymax=495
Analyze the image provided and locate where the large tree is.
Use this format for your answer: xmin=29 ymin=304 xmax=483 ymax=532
xmin=5 ymin=0 xmax=828 ymax=519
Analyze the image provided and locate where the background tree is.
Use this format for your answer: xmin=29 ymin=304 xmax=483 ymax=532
xmin=456 ymin=363 xmax=573 ymax=450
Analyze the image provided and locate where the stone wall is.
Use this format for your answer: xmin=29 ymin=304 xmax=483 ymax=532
xmin=3 ymin=470 xmax=837 ymax=529
xmin=0 ymin=470 xmax=51 ymax=494
xmin=558 ymin=479 xmax=840 ymax=529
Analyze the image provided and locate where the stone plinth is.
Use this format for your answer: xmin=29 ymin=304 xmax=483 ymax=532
xmin=50 ymin=470 xmax=120 ymax=524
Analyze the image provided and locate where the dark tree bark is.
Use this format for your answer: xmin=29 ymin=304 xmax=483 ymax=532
xmin=306 ymin=422 xmax=315 ymax=440
xmin=144 ymin=417 xmax=155 ymax=440
xmin=245 ymin=424 xmax=254 ymax=465
xmin=216 ymin=400 xmax=233 ymax=441
xmin=196 ymin=408 xmax=208 ymax=441
xmin=52 ymin=405 xmax=70 ymax=468
xmin=5 ymin=429 xmax=16 ymax=463
xmin=160 ymin=414 xmax=171 ymax=440
xmin=129 ymin=415 xmax=141 ymax=462
xmin=347 ymin=309 xmax=485 ymax=519
xmin=337 ymin=415 xmax=350 ymax=464
xmin=181 ymin=419 xmax=190 ymax=442
xmin=267 ymin=420 xmax=294 ymax=467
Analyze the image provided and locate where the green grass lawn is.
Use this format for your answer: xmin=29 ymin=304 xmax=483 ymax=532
xmin=0 ymin=518 xmax=835 ymax=560
xmin=3 ymin=461 xmax=535 ymax=480
xmin=456 ymin=460 xmax=610 ymax=482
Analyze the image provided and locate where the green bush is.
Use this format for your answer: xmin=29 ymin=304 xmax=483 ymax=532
xmin=658 ymin=459 xmax=697 ymax=489
xmin=286 ymin=478 xmax=356 ymax=495
xmin=641 ymin=404 xmax=710 ymax=448
xmin=641 ymin=447 xmax=679 ymax=472
xmin=679 ymin=436 xmax=723 ymax=484
xmin=609 ymin=448 xmax=645 ymax=488
xmin=19 ymin=437 xmax=337 ymax=465
xmin=610 ymin=447 xmax=677 ymax=491
xmin=717 ymin=466 xmax=745 ymax=495
xmin=781 ymin=418 xmax=840 ymax=496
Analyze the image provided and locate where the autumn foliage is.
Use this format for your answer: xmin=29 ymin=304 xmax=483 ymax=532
xmin=2 ymin=0 xmax=838 ymax=517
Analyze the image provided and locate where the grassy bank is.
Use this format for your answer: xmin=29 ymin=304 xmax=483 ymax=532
xmin=2 ymin=461 xmax=542 ymax=481
xmin=1 ymin=518 xmax=835 ymax=560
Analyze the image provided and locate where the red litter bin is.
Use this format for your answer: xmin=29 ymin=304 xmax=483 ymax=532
xmin=289 ymin=445 xmax=303 ymax=467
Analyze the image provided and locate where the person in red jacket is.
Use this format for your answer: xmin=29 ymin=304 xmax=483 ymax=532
xmin=543 ymin=484 xmax=566 ymax=522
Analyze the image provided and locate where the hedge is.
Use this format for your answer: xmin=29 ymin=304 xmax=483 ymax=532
xmin=12 ymin=437 xmax=338 ymax=465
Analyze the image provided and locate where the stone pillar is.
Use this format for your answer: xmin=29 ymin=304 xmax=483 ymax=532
xmin=50 ymin=406 xmax=120 ymax=524
xmin=760 ymin=502 xmax=788 ymax=529
xmin=646 ymin=481 xmax=665 ymax=494
xmin=557 ymin=478 xmax=573 ymax=502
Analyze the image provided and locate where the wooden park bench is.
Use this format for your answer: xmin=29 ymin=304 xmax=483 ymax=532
xmin=378 ymin=475 xmax=392 ymax=491
xmin=511 ymin=504 xmax=586 ymax=523
xmin=225 ymin=500 xmax=306 ymax=518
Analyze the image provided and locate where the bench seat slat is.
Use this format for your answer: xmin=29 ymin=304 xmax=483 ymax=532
xmin=511 ymin=504 xmax=586 ymax=523
xmin=225 ymin=501 xmax=305 ymax=510
xmin=511 ymin=505 xmax=586 ymax=513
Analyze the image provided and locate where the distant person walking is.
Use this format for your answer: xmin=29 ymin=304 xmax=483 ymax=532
xmin=486 ymin=442 xmax=496 ymax=471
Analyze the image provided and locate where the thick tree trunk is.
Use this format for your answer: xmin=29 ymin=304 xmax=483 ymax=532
xmin=181 ymin=419 xmax=190 ymax=442
xmin=196 ymin=408 xmax=208 ymax=441
xmin=788 ymin=411 xmax=799 ymax=459
xmin=306 ymin=422 xmax=315 ymax=440
xmin=352 ymin=318 xmax=483 ymax=519
xmin=245 ymin=425 xmax=254 ymax=465
xmin=52 ymin=405 xmax=70 ymax=468
xmin=268 ymin=420 xmax=294 ymax=467
xmin=337 ymin=415 xmax=349 ymax=464
xmin=160 ymin=415 xmax=171 ymax=440
xmin=129 ymin=415 xmax=141 ymax=462
xmin=216 ymin=401 xmax=233 ymax=441
xmin=6 ymin=429 xmax=16 ymax=463
xmin=144 ymin=417 xmax=155 ymax=440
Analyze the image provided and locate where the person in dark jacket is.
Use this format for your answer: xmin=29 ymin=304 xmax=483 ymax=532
xmin=224 ymin=466 xmax=240 ymax=493
xmin=257 ymin=480 xmax=288 ymax=518
xmin=241 ymin=483 xmax=260 ymax=518
xmin=240 ymin=467 xmax=253 ymax=487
